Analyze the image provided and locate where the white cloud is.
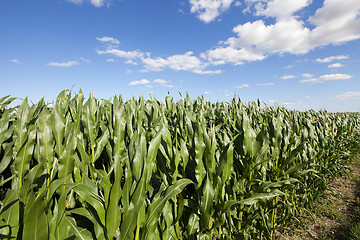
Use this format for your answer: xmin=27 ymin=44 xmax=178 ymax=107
xmin=125 ymin=59 xmax=138 ymax=65
xmin=236 ymin=84 xmax=249 ymax=89
xmin=97 ymin=49 xmax=143 ymax=59
xmin=153 ymin=79 xmax=174 ymax=88
xmin=11 ymin=59 xmax=21 ymax=64
xmin=203 ymin=91 xmax=211 ymax=95
xmin=328 ymin=63 xmax=345 ymax=68
xmin=154 ymin=79 xmax=167 ymax=84
xmin=142 ymin=51 xmax=221 ymax=74
xmin=332 ymin=91 xmax=360 ymax=101
xmin=269 ymin=99 xmax=277 ymax=104
xmin=254 ymin=0 xmax=312 ymax=20
xmin=228 ymin=19 xmax=311 ymax=54
xmin=234 ymin=1 xmax=241 ymax=7
xmin=189 ymin=0 xmax=235 ymax=23
xmin=106 ymin=58 xmax=115 ymax=62
xmin=47 ymin=61 xmax=79 ymax=67
xmin=67 ymin=0 xmax=83 ymax=4
xmin=300 ymin=73 xmax=352 ymax=84
xmin=207 ymin=0 xmax=360 ymax=66
xmin=67 ymin=0 xmax=109 ymax=7
xmin=129 ymin=79 xmax=150 ymax=86
xmin=284 ymin=65 xmax=293 ymax=69
xmin=315 ymin=55 xmax=349 ymax=63
xmin=96 ymin=36 xmax=120 ymax=45
xmin=282 ymin=102 xmax=296 ymax=106
xmin=79 ymin=57 xmax=90 ymax=63
xmin=302 ymin=73 xmax=314 ymax=78
xmin=308 ymin=0 xmax=360 ymax=47
xmin=281 ymin=75 xmax=296 ymax=80
xmin=205 ymin=46 xmax=265 ymax=65
xmin=141 ymin=57 xmax=168 ymax=71
xmin=90 ymin=0 xmax=107 ymax=7
xmin=192 ymin=69 xmax=223 ymax=74
xmin=166 ymin=51 xmax=202 ymax=71
xmin=257 ymin=82 xmax=274 ymax=86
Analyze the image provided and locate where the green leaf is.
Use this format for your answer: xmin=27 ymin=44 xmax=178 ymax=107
xmin=64 ymin=215 xmax=93 ymax=240
xmin=14 ymin=98 xmax=30 ymax=151
xmin=94 ymin=124 xmax=110 ymax=161
xmin=0 ymin=142 xmax=14 ymax=175
xmin=145 ymin=179 xmax=193 ymax=228
xmin=58 ymin=123 xmax=77 ymax=192
xmin=0 ymin=190 xmax=19 ymax=238
xmin=200 ymin=174 xmax=214 ymax=230
xmin=23 ymin=192 xmax=49 ymax=240
xmin=72 ymin=183 xmax=106 ymax=226
xmin=186 ymin=213 xmax=199 ymax=236
xmin=120 ymin=168 xmax=147 ymax=240
xmin=13 ymin=124 xmax=36 ymax=188
xmin=105 ymin=162 xmax=123 ymax=239
xmin=240 ymin=190 xmax=284 ymax=206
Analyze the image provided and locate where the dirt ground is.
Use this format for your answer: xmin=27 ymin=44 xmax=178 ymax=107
xmin=279 ymin=154 xmax=360 ymax=240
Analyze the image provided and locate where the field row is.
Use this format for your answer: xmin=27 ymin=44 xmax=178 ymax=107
xmin=0 ymin=90 xmax=359 ymax=239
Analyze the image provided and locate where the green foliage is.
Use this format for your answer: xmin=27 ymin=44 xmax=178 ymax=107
xmin=0 ymin=90 xmax=359 ymax=239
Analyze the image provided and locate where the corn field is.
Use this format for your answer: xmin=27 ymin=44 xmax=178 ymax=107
xmin=0 ymin=90 xmax=359 ymax=239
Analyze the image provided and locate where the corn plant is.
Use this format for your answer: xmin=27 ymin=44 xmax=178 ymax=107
xmin=0 ymin=90 xmax=359 ymax=239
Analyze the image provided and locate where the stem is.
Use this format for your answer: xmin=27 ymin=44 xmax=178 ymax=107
xmin=134 ymin=224 xmax=140 ymax=240
xmin=174 ymin=195 xmax=181 ymax=239
xmin=271 ymin=196 xmax=279 ymax=240
xmin=46 ymin=168 xmax=50 ymax=200
xmin=91 ymin=146 xmax=95 ymax=167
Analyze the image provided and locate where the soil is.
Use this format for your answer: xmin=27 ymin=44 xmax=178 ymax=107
xmin=279 ymin=153 xmax=360 ymax=240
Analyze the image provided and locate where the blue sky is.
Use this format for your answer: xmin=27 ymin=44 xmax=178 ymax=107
xmin=1 ymin=0 xmax=359 ymax=111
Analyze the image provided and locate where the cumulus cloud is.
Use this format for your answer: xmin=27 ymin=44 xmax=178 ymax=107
xmin=253 ymin=0 xmax=312 ymax=19
xmin=96 ymin=36 xmax=120 ymax=45
xmin=302 ymin=73 xmax=314 ymax=78
xmin=166 ymin=51 xmax=202 ymax=71
xmin=141 ymin=57 xmax=168 ymax=71
xmin=300 ymin=73 xmax=352 ymax=84
xmin=236 ymin=84 xmax=249 ymax=89
xmin=257 ymin=82 xmax=274 ymax=86
xmin=67 ymin=0 xmax=83 ymax=4
xmin=97 ymin=49 xmax=143 ymax=59
xmin=308 ymin=0 xmax=360 ymax=47
xmin=282 ymin=102 xmax=296 ymax=106
xmin=328 ymin=63 xmax=345 ymax=68
xmin=142 ymin=51 xmax=222 ymax=74
xmin=316 ymin=55 xmax=349 ymax=63
xmin=128 ymin=79 xmax=150 ymax=86
xmin=125 ymin=59 xmax=138 ymax=65
xmin=11 ymin=59 xmax=21 ymax=64
xmin=332 ymin=91 xmax=360 ymax=101
xmin=90 ymin=0 xmax=107 ymax=7
xmin=205 ymin=0 xmax=360 ymax=67
xmin=47 ymin=61 xmax=79 ymax=67
xmin=154 ymin=79 xmax=168 ymax=84
xmin=205 ymin=47 xmax=265 ymax=65
xmin=227 ymin=19 xmax=311 ymax=55
xmin=193 ymin=69 xmax=223 ymax=74
xmin=281 ymin=75 xmax=296 ymax=80
xmin=189 ymin=0 xmax=235 ymax=23
xmin=67 ymin=0 xmax=109 ymax=7
xmin=269 ymin=99 xmax=277 ymax=104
